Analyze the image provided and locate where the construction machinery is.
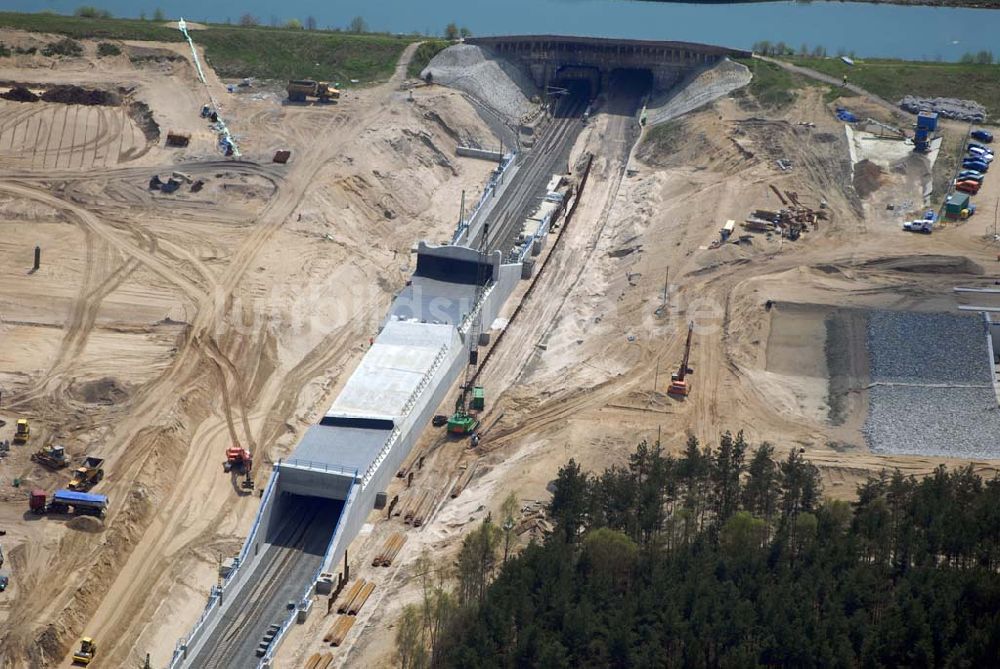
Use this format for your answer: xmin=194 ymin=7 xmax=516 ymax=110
xmin=286 ymin=80 xmax=340 ymax=103
xmin=448 ymin=220 xmax=490 ymax=438
xmin=12 ymin=419 xmax=29 ymax=444
xmin=72 ymin=637 xmax=97 ymax=665
xmin=224 ymin=446 xmax=254 ymax=490
xmin=668 ymin=322 xmax=695 ymax=397
xmin=67 ymin=457 xmax=105 ymax=491
xmin=30 ymin=489 xmax=108 ymax=518
xmin=31 ymin=444 xmax=68 ymax=469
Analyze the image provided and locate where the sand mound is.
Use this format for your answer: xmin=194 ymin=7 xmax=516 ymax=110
xmin=67 ymin=516 xmax=105 ymax=533
xmin=422 ymin=44 xmax=537 ymax=123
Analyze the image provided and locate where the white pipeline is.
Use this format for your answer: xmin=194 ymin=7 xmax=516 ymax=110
xmin=177 ymin=18 xmax=240 ymax=158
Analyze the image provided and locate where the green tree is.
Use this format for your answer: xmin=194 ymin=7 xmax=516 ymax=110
xmin=444 ymin=22 xmax=460 ymax=40
xmin=239 ymin=13 xmax=259 ymax=27
xmin=743 ymin=442 xmax=779 ymax=535
xmin=711 ymin=431 xmax=746 ymax=523
xmin=720 ymin=510 xmax=766 ymax=560
xmin=456 ymin=516 xmax=501 ymax=606
xmin=549 ymin=459 xmax=589 ymax=543
xmin=349 ymin=16 xmax=368 ymax=34
xmin=582 ymin=527 xmax=637 ymax=589
xmin=153 ymin=7 xmax=165 ymax=21
xmin=285 ymin=18 xmax=303 ymax=29
xmin=395 ymin=604 xmax=429 ymax=669
xmin=74 ymin=6 xmax=112 ymax=19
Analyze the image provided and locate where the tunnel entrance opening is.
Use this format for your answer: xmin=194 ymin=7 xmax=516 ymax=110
xmin=546 ymin=78 xmax=590 ymax=119
xmin=605 ymin=68 xmax=654 ymax=116
xmin=552 ymin=64 xmax=600 ymax=100
xmin=265 ymin=492 xmax=344 ymax=553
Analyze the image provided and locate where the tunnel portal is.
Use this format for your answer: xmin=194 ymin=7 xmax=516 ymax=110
xmin=467 ymin=34 xmax=750 ymax=96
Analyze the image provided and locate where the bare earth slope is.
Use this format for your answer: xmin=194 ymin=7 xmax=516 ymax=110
xmin=0 ymin=37 xmax=502 ymax=668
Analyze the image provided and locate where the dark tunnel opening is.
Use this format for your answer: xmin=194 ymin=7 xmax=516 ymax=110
xmin=265 ymin=492 xmax=343 ymax=554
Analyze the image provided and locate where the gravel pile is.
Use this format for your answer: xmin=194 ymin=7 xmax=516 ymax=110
xmin=868 ymin=311 xmax=990 ymax=384
xmin=422 ymin=44 xmax=537 ymax=123
xmin=865 ymin=386 xmax=1000 ymax=459
xmin=864 ymin=310 xmax=999 ymax=458
xmin=899 ymin=95 xmax=986 ymax=122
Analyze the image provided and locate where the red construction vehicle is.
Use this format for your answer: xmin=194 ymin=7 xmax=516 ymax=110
xmin=223 ymin=446 xmax=254 ymax=490
xmin=668 ymin=322 xmax=694 ymax=397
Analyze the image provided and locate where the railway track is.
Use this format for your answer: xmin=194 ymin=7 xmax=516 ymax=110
xmin=482 ymin=91 xmax=588 ymax=254
xmin=192 ymin=498 xmax=322 ymax=669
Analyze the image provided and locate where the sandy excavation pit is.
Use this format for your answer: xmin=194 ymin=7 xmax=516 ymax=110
xmin=765 ymin=302 xmax=998 ymax=457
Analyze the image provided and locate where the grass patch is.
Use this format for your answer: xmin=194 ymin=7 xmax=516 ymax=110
xmin=0 ymin=11 xmax=414 ymax=83
xmin=408 ymin=40 xmax=450 ymax=79
xmin=734 ymin=58 xmax=813 ymax=110
xmin=637 ymin=119 xmax=689 ymax=165
xmin=42 ymin=37 xmax=83 ymax=57
xmin=96 ymin=41 xmax=121 ymax=57
xmin=196 ymin=29 xmax=410 ymax=83
xmin=784 ymin=56 xmax=1000 ymax=120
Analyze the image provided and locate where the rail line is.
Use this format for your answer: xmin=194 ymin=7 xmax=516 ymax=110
xmin=483 ymin=91 xmax=588 ymax=254
xmin=194 ymin=499 xmax=322 ymax=669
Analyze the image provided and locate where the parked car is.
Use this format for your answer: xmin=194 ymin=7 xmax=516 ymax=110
xmin=967 ymin=146 xmax=994 ymax=162
xmin=956 ymin=173 xmax=985 ymax=184
xmin=902 ymin=219 xmax=933 ymax=233
xmin=958 ymin=169 xmax=985 ymax=180
xmin=963 ymin=159 xmax=989 ymax=172
xmin=971 ymin=129 xmax=994 ymax=143
xmin=967 ymin=142 xmax=994 ymax=155
xmin=955 ymin=180 xmax=981 ymax=195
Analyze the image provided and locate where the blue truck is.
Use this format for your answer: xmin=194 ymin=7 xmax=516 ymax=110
xmin=30 ymin=489 xmax=108 ymax=518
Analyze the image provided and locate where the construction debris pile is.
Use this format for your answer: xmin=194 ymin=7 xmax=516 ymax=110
xmin=898 ymin=96 xmax=986 ymax=123
xmin=740 ymin=186 xmax=827 ymax=242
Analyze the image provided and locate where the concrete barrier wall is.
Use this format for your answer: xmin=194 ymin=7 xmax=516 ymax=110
xmin=277 ymin=465 xmax=357 ymax=501
xmin=170 ymin=469 xmax=282 ymax=667
xmin=457 ymin=146 xmax=504 ymax=162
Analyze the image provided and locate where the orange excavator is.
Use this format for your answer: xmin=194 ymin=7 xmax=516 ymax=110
xmin=668 ymin=322 xmax=694 ymax=397
xmin=223 ymin=446 xmax=254 ymax=490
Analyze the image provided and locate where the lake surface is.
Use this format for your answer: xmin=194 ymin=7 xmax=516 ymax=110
xmin=11 ymin=0 xmax=1000 ymax=61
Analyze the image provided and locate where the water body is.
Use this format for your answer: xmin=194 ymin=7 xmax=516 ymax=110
xmin=11 ymin=0 xmax=1000 ymax=61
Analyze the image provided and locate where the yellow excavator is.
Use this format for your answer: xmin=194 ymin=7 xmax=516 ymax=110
xmin=72 ymin=637 xmax=96 ymax=665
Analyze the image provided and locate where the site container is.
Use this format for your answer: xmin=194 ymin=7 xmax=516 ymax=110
xmin=917 ymin=111 xmax=939 ymax=131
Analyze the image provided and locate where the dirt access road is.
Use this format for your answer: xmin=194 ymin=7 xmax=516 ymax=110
xmin=0 ymin=37 xmax=505 ymax=667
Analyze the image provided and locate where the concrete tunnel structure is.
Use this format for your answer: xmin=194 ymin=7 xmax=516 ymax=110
xmin=171 ymin=148 xmax=534 ymax=668
xmin=466 ymin=35 xmax=751 ymax=96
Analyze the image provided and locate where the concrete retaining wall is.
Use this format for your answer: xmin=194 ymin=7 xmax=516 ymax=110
xmin=457 ymin=146 xmax=504 ymax=162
